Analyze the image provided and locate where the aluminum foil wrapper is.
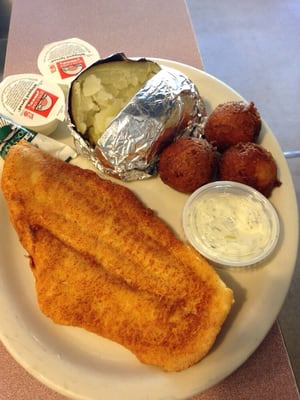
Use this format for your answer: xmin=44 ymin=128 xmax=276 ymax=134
xmin=70 ymin=66 xmax=206 ymax=181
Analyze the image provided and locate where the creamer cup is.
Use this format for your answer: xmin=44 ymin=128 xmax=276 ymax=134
xmin=37 ymin=38 xmax=100 ymax=95
xmin=0 ymin=74 xmax=65 ymax=136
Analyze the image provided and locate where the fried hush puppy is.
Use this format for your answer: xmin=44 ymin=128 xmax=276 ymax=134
xmin=219 ymin=142 xmax=281 ymax=197
xmin=204 ymin=101 xmax=262 ymax=151
xmin=158 ymin=137 xmax=217 ymax=193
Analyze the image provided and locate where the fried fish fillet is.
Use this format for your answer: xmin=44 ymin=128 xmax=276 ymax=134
xmin=1 ymin=142 xmax=233 ymax=371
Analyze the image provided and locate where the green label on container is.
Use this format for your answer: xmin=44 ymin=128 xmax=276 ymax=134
xmin=0 ymin=116 xmax=36 ymax=159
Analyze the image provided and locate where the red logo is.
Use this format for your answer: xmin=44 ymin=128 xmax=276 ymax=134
xmin=25 ymin=88 xmax=58 ymax=118
xmin=56 ymin=56 xmax=86 ymax=79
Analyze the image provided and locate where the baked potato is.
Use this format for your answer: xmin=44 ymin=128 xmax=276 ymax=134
xmin=69 ymin=53 xmax=161 ymax=145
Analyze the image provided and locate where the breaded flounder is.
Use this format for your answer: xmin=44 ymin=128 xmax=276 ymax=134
xmin=1 ymin=142 xmax=233 ymax=371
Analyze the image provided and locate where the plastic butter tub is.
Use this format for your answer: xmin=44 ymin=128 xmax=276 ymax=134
xmin=182 ymin=181 xmax=280 ymax=268
xmin=0 ymin=74 xmax=65 ymax=136
xmin=37 ymin=38 xmax=100 ymax=94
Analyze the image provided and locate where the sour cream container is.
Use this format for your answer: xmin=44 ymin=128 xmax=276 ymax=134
xmin=37 ymin=38 xmax=100 ymax=95
xmin=0 ymin=74 xmax=65 ymax=136
xmin=182 ymin=181 xmax=280 ymax=268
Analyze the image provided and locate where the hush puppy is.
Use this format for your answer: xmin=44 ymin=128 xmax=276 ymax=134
xmin=219 ymin=142 xmax=281 ymax=197
xmin=158 ymin=137 xmax=217 ymax=193
xmin=204 ymin=101 xmax=262 ymax=151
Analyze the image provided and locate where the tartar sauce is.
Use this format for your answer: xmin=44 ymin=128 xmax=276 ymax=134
xmin=183 ymin=182 xmax=279 ymax=267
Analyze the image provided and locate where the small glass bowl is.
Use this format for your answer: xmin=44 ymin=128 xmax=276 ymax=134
xmin=182 ymin=181 xmax=280 ymax=268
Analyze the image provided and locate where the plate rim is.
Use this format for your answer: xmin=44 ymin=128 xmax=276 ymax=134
xmin=0 ymin=57 xmax=298 ymax=400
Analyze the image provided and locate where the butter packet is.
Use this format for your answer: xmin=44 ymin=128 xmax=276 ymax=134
xmin=0 ymin=114 xmax=77 ymax=162
xmin=0 ymin=74 xmax=66 ymax=136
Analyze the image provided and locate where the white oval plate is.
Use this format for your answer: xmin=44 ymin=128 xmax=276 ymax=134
xmin=0 ymin=59 xmax=298 ymax=400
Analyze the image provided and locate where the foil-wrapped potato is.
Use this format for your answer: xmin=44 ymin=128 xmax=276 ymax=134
xmin=68 ymin=53 xmax=205 ymax=180
xmin=69 ymin=53 xmax=161 ymax=146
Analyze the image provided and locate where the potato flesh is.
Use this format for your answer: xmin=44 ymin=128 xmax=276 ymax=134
xmin=71 ymin=61 xmax=161 ymax=145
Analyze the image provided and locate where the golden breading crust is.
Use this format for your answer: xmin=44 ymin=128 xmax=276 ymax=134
xmin=158 ymin=137 xmax=217 ymax=193
xmin=204 ymin=101 xmax=261 ymax=151
xmin=1 ymin=142 xmax=233 ymax=371
xmin=219 ymin=142 xmax=281 ymax=197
